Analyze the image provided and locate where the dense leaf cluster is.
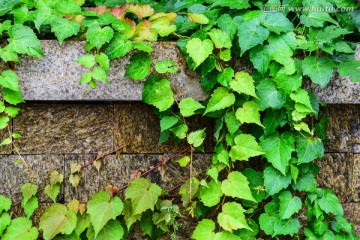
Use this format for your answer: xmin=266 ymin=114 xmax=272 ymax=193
xmin=0 ymin=0 xmax=359 ymax=239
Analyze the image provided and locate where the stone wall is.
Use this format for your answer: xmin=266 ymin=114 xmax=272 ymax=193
xmin=0 ymin=41 xmax=359 ymax=238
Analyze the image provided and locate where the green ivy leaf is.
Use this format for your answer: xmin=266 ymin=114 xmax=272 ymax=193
xmin=332 ymin=216 xmax=353 ymax=233
xmin=261 ymin=132 xmax=294 ymax=175
xmin=105 ymin=33 xmax=133 ymax=59
xmin=235 ymin=101 xmax=264 ymax=127
xmin=160 ymin=116 xmax=178 ymax=132
xmin=205 ymin=87 xmax=235 ymax=114
xmin=155 ymin=60 xmax=178 ymax=74
xmin=242 ymin=168 xmax=265 ymax=202
xmin=7 ymin=25 xmax=44 ymax=58
xmin=259 ymin=12 xmax=294 ymax=34
xmin=317 ymin=189 xmax=343 ymax=215
xmin=338 ymin=60 xmax=360 ymax=82
xmin=229 ymin=134 xmax=264 ymax=161
xmin=177 ymin=156 xmax=190 ymax=167
xmin=0 ymin=46 xmax=19 ymax=62
xmin=237 ymin=21 xmax=269 ymax=56
xmin=76 ymin=54 xmax=96 ymax=68
xmin=54 ymin=0 xmax=81 ymax=14
xmin=170 ymin=123 xmax=188 ymax=139
xmin=218 ymin=202 xmax=251 ymax=232
xmin=5 ymin=107 xmax=20 ymax=118
xmin=290 ymin=89 xmax=314 ymax=113
xmin=179 ymin=98 xmax=204 ymax=117
xmin=186 ymin=38 xmax=214 ymax=69
xmin=200 ymin=180 xmax=222 ymax=207
xmin=216 ymin=67 xmax=234 ymax=87
xmin=221 ymin=171 xmax=256 ymax=202
xmin=192 ymin=219 xmax=216 ymax=240
xmin=214 ymin=231 xmax=241 ymax=240
xmin=0 ymin=195 xmax=12 ymax=213
xmin=142 ymin=76 xmax=174 ymax=112
xmin=91 ymin=67 xmax=108 ymax=83
xmin=187 ymin=129 xmax=206 ymax=148
xmin=274 ymin=69 xmax=302 ymax=93
xmin=300 ymin=12 xmax=337 ymax=28
xmin=126 ymin=53 xmax=152 ymax=81
xmin=0 ymin=70 xmax=20 ymax=92
xmin=230 ymin=72 xmax=257 ymax=98
xmin=51 ymin=18 xmax=80 ymax=46
xmin=21 ymin=183 xmax=38 ymax=204
xmin=132 ymin=42 xmax=153 ymax=53
xmin=86 ymin=219 xmax=124 ymax=240
xmin=151 ymin=17 xmax=176 ymax=37
xmin=0 ymin=212 xmax=11 ymax=236
xmin=39 ymin=204 xmax=76 ymax=240
xmin=44 ymin=184 xmax=60 ymax=203
xmin=0 ymin=116 xmax=9 ymax=129
xmin=296 ymin=136 xmax=324 ymax=164
xmin=249 ymin=45 xmax=273 ymax=75
xmin=274 ymin=217 xmax=300 ymax=236
xmin=125 ymin=178 xmax=162 ymax=215
xmin=292 ymin=172 xmax=317 ymax=193
xmin=188 ymin=13 xmax=209 ymax=24
xmin=302 ymin=56 xmax=335 ymax=88
xmin=2 ymin=217 xmax=38 ymax=240
xmin=212 ymin=0 xmax=251 ymax=9
xmin=224 ymin=111 xmax=240 ymax=134
xmin=217 ymin=14 xmax=243 ymax=41
xmin=22 ymin=196 xmax=38 ymax=218
xmin=208 ymin=28 xmax=232 ymax=49
xmin=86 ymin=25 xmax=114 ymax=50
xmin=255 ymin=79 xmax=286 ymax=110
xmin=278 ymin=191 xmax=302 ymax=219
xmin=264 ymin=166 xmax=292 ymax=195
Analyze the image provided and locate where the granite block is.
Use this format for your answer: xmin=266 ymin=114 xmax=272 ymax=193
xmin=13 ymin=40 xmax=207 ymax=101
xmin=64 ymin=154 xmax=211 ymax=203
xmin=0 ymin=155 xmax=64 ymax=202
xmin=316 ymin=153 xmax=356 ymax=203
xmin=13 ymin=103 xmax=113 ymax=154
xmin=343 ymin=203 xmax=360 ymax=235
xmin=353 ymin=154 xmax=360 ymax=203
xmin=311 ymin=45 xmax=360 ymax=104
xmin=114 ymin=103 xmax=214 ymax=153
xmin=319 ymin=105 xmax=359 ymax=153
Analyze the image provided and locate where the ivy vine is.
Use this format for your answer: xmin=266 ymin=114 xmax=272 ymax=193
xmin=0 ymin=0 xmax=359 ymax=239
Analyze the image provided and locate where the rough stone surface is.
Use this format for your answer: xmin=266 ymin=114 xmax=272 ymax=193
xmin=13 ymin=40 xmax=207 ymax=101
xmin=311 ymin=44 xmax=360 ymax=104
xmin=13 ymin=103 xmax=113 ymax=154
xmin=343 ymin=203 xmax=360 ymax=235
xmin=0 ymin=155 xmax=64 ymax=202
xmin=114 ymin=103 xmax=214 ymax=153
xmin=319 ymin=105 xmax=359 ymax=153
xmin=316 ymin=153 xmax=357 ymax=203
xmin=64 ymin=154 xmax=211 ymax=203
xmin=353 ymin=154 xmax=360 ymax=203
xmin=0 ymin=122 xmax=12 ymax=154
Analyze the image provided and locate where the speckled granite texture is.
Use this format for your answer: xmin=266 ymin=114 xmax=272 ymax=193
xmin=13 ymin=40 xmax=206 ymax=101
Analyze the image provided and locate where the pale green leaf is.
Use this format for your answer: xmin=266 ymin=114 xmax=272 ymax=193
xmin=0 ymin=116 xmax=9 ymax=129
xmin=86 ymin=219 xmax=124 ymax=240
xmin=142 ymin=76 xmax=174 ymax=112
xmin=214 ymin=231 xmax=241 ymax=240
xmin=76 ymin=54 xmax=95 ymax=68
xmin=192 ymin=219 xmax=216 ymax=240
xmin=218 ymin=202 xmax=251 ymax=232
xmin=39 ymin=204 xmax=77 ymax=240
xmin=235 ymin=101 xmax=264 ymax=127
xmin=125 ymin=178 xmax=162 ymax=215
xmin=21 ymin=183 xmax=38 ymax=204
xmin=317 ymin=189 xmax=343 ymax=215
xmin=179 ymin=98 xmax=204 ymax=117
xmin=229 ymin=134 xmax=264 ymax=161
xmin=51 ymin=18 xmax=80 ymax=45
xmin=217 ymin=14 xmax=243 ymax=41
xmin=95 ymin=53 xmax=110 ymax=73
xmin=87 ymin=191 xmax=123 ymax=237
xmin=170 ymin=123 xmax=188 ymax=139
xmin=230 ymin=71 xmax=257 ymax=98
xmin=187 ymin=129 xmax=206 ymax=148
xmin=132 ymin=42 xmax=153 ymax=53
xmin=208 ymin=28 xmax=232 ymax=49
xmin=338 ymin=60 xmax=360 ymax=82
xmin=188 ymin=13 xmax=209 ymax=24
xmin=126 ymin=53 xmax=152 ymax=81
xmin=155 ymin=60 xmax=178 ymax=74
xmin=221 ymin=171 xmax=256 ymax=202
xmin=0 ymin=195 xmax=12 ymax=213
xmin=200 ymin=180 xmax=222 ymax=207
xmin=177 ymin=156 xmax=190 ymax=167
xmin=212 ymin=0 xmax=251 ymax=9
xmin=0 ymin=212 xmax=11 ymax=236
xmin=2 ymin=217 xmax=38 ymax=240
xmin=0 ymin=70 xmax=20 ymax=92
xmin=274 ymin=69 xmax=302 ymax=93
xmin=186 ymin=38 xmax=214 ymax=69
xmin=44 ymin=184 xmax=60 ymax=203
xmin=91 ymin=67 xmax=108 ymax=83
xmin=217 ymin=67 xmax=234 ymax=87
xmin=224 ymin=111 xmax=240 ymax=134
xmin=205 ymin=87 xmax=235 ymax=114
xmin=55 ymin=0 xmax=81 ymax=14
xmin=274 ymin=217 xmax=300 ymax=236
xmin=259 ymin=12 xmax=294 ymax=34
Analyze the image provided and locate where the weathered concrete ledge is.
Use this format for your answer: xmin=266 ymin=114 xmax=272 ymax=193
xmin=9 ymin=40 xmax=359 ymax=103
xmin=12 ymin=40 xmax=207 ymax=101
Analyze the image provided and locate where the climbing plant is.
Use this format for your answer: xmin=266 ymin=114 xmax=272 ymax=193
xmin=0 ymin=0 xmax=360 ymax=239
